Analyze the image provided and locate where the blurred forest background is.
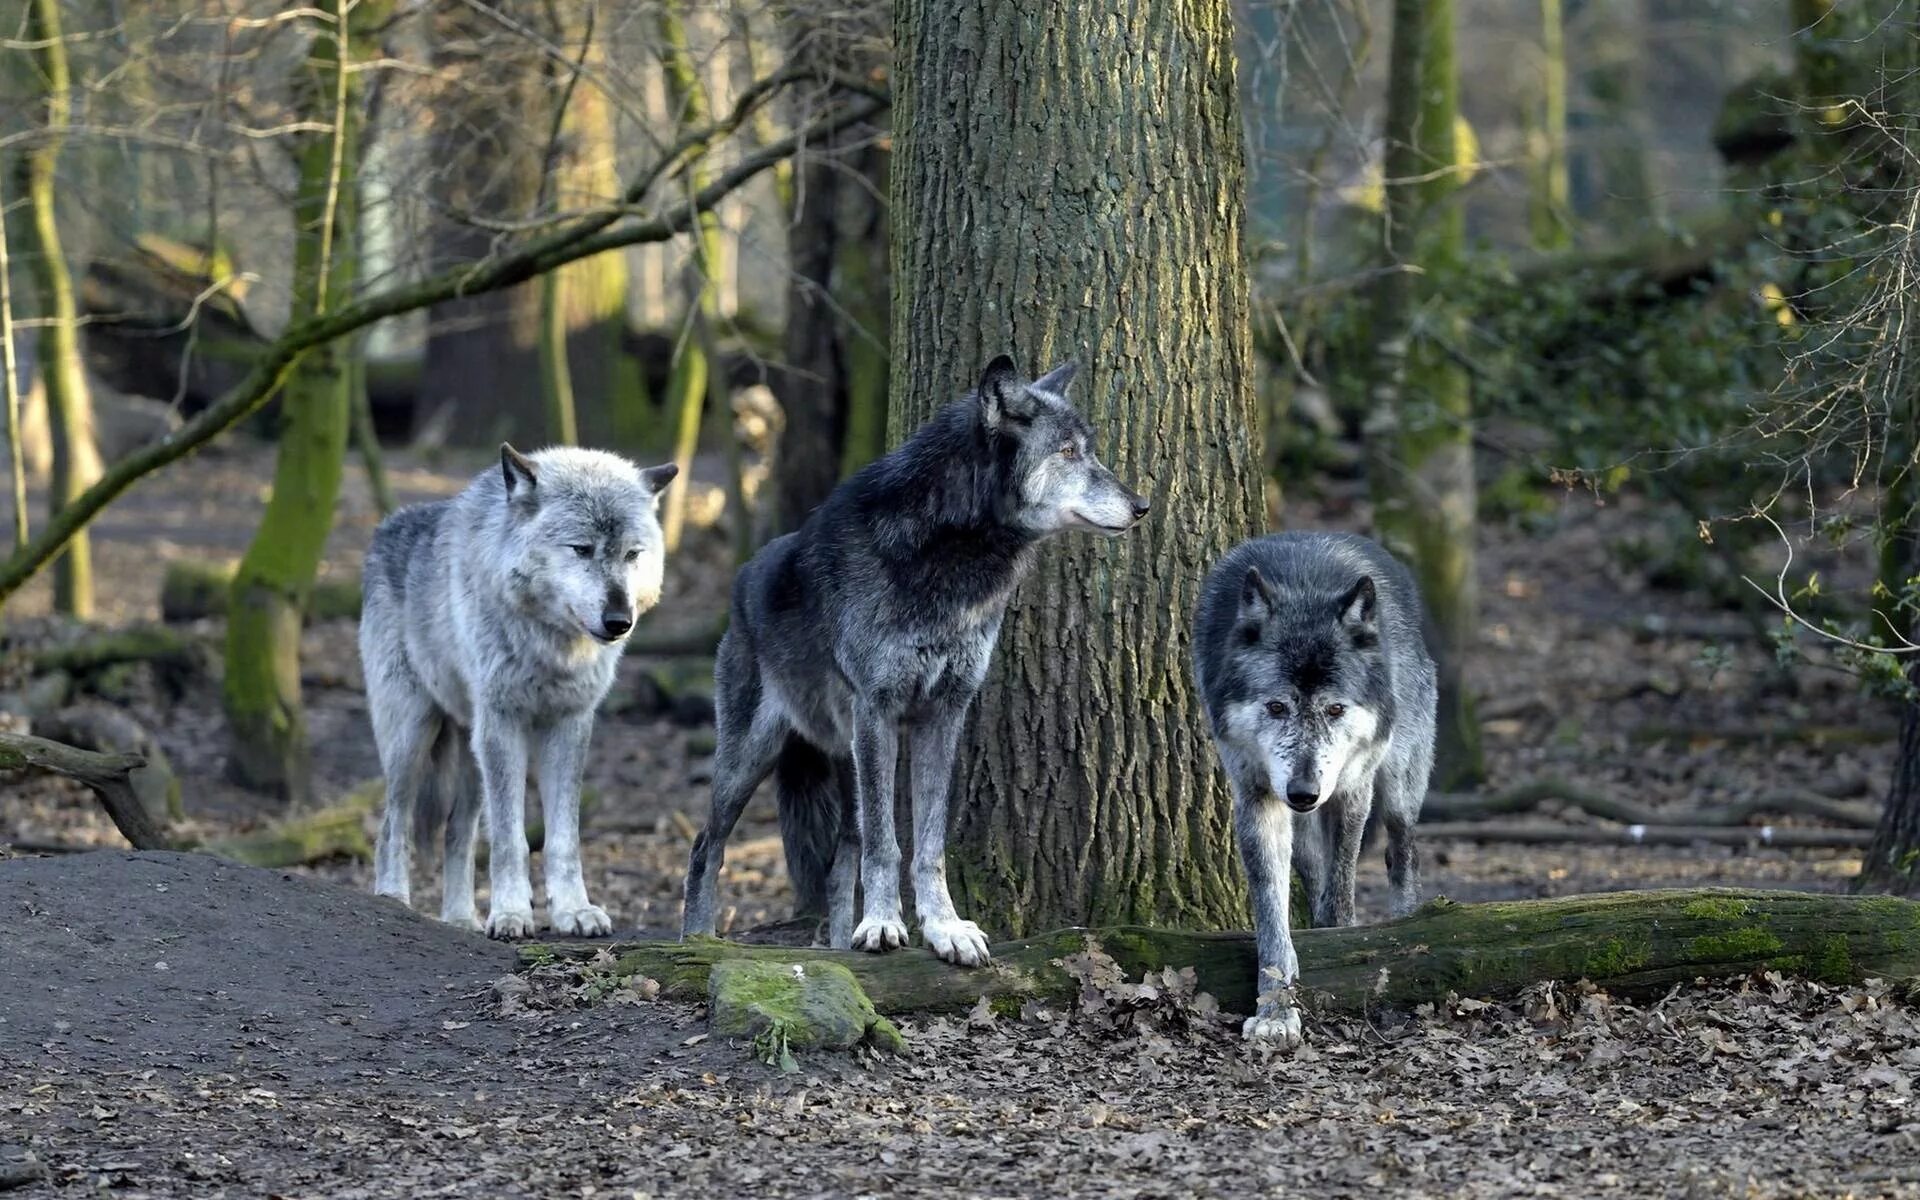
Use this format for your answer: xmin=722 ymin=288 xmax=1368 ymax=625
xmin=2 ymin=0 xmax=1919 ymax=914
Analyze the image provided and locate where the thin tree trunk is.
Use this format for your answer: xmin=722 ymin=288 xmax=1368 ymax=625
xmin=1529 ymin=0 xmax=1571 ymax=251
xmin=774 ymin=131 xmax=847 ymax=531
xmin=658 ymin=2 xmax=724 ymax=552
xmin=19 ymin=0 xmax=98 ymax=616
xmin=347 ymin=342 xmax=394 ymax=515
xmin=838 ymin=143 xmax=890 ymax=478
xmin=1370 ymin=0 xmax=1483 ymax=788
xmin=0 ymin=170 xmax=26 ymax=549
xmin=890 ymin=0 xmax=1263 ymax=935
xmin=416 ymin=2 xmax=546 ymax=446
xmin=223 ymin=2 xmax=368 ymax=802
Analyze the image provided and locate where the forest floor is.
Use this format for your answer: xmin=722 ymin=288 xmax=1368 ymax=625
xmin=0 ymin=443 xmax=1913 ymax=1197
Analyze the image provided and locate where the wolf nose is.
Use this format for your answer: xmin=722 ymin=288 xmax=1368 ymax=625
xmin=1130 ymin=494 xmax=1151 ymax=520
xmin=601 ymin=611 xmax=634 ymax=638
xmin=1285 ymin=787 xmax=1319 ymax=812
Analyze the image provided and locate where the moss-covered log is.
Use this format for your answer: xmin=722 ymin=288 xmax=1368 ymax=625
xmin=26 ymin=625 xmax=207 ymax=680
xmin=161 ymin=559 xmax=359 ymax=623
xmin=525 ymin=889 xmax=1920 ymax=1016
xmin=197 ymin=798 xmax=371 ymax=868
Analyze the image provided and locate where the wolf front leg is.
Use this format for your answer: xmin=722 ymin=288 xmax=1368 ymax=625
xmin=1234 ymin=777 xmax=1304 ymax=1048
xmin=537 ymin=711 xmax=610 ymax=937
xmin=848 ymin=699 xmax=907 ymax=952
xmin=473 ymin=710 xmax=537 ymax=939
xmin=909 ymin=703 xmax=990 ymax=966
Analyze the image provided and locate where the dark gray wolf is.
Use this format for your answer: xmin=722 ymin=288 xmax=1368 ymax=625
xmin=1194 ymin=532 xmax=1435 ymax=1046
xmin=681 ymin=355 xmax=1150 ymax=964
xmin=363 ymin=445 xmax=677 ymax=939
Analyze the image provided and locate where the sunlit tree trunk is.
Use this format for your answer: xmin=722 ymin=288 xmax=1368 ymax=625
xmin=223 ymin=2 xmax=375 ymax=801
xmin=890 ymin=0 xmax=1263 ymax=934
xmin=1529 ymin=0 xmax=1571 ymax=250
xmin=18 ymin=0 xmax=99 ymax=616
xmin=657 ymin=2 xmax=725 ymax=552
xmin=1370 ymin=0 xmax=1483 ymax=787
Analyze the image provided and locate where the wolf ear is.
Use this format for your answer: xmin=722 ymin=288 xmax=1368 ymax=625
xmin=501 ymin=443 xmax=538 ymax=498
xmin=1237 ymin=566 xmax=1279 ymax=638
xmin=639 ymin=462 xmax=679 ymax=502
xmin=1030 ymin=360 xmax=1078 ymax=395
xmin=1338 ymin=576 xmax=1378 ymax=640
xmin=978 ymin=354 xmax=1029 ymax=429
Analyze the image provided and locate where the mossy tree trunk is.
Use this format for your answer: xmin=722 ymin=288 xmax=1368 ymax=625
xmin=223 ymin=2 xmax=374 ymax=803
xmin=890 ymin=0 xmax=1263 ymax=935
xmin=657 ymin=2 xmax=725 ymax=553
xmin=18 ymin=0 xmax=99 ymax=617
xmin=536 ymin=889 xmax=1920 ymax=1016
xmin=1528 ymin=0 xmax=1571 ymax=251
xmin=1370 ymin=0 xmax=1483 ymax=788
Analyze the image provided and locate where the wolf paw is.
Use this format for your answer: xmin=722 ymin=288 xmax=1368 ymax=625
xmin=487 ymin=907 xmax=538 ymax=940
xmin=922 ymin=918 xmax=991 ymax=966
xmin=1242 ymin=1009 xmax=1304 ymax=1049
xmin=552 ymin=904 xmax=613 ymax=938
xmin=851 ymin=916 xmax=909 ymax=953
xmin=442 ymin=910 xmax=483 ymax=934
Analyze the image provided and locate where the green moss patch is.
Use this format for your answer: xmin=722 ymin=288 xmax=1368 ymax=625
xmin=708 ymin=959 xmax=905 ymax=1070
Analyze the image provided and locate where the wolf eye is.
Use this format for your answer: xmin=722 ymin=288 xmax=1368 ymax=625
xmin=1325 ymin=703 xmax=1347 ymax=719
xmin=1264 ymin=700 xmax=1289 ymax=719
xmin=569 ymin=544 xmax=593 ymax=559
xmin=623 ymin=548 xmax=640 ymax=563
xmin=1059 ymin=442 xmax=1079 ymax=460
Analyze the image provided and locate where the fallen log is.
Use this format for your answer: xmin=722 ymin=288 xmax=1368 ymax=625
xmin=25 ymin=625 xmax=209 ymax=685
xmin=0 ymin=730 xmax=168 ymax=850
xmin=1422 ymin=779 xmax=1879 ymax=830
xmin=159 ymin=559 xmax=361 ymax=623
xmin=522 ymin=888 xmax=1920 ymax=1016
xmin=197 ymin=799 xmax=372 ymax=868
xmin=1419 ymin=821 xmax=1869 ymax=849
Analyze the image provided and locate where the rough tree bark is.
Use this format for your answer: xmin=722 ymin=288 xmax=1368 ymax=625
xmin=18 ymin=0 xmax=100 ymax=616
xmin=1370 ymin=0 xmax=1484 ymax=787
xmin=223 ymin=2 xmax=372 ymax=802
xmin=889 ymin=0 xmax=1263 ymax=935
xmin=532 ymin=889 xmax=1920 ymax=1016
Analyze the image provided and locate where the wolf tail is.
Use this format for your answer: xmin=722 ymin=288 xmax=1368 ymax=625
xmin=408 ymin=724 xmax=460 ymax=861
xmin=774 ymin=735 xmax=848 ymax=918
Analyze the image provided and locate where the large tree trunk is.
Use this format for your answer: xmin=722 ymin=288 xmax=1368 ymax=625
xmin=540 ymin=889 xmax=1920 ymax=1016
xmin=1370 ymin=0 xmax=1483 ymax=787
xmin=889 ymin=0 xmax=1263 ymax=935
xmin=223 ymin=3 xmax=371 ymax=802
xmin=18 ymin=0 xmax=100 ymax=617
xmin=416 ymin=4 xmax=546 ymax=446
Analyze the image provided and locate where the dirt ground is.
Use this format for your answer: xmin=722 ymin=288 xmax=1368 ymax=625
xmin=0 ymin=444 xmax=1912 ymax=1197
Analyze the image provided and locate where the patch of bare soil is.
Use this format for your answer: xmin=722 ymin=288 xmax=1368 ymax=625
xmin=1 ymin=853 xmax=1917 ymax=1198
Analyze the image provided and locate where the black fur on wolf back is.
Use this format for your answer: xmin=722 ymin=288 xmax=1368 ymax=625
xmin=731 ymin=391 xmax=1056 ymax=910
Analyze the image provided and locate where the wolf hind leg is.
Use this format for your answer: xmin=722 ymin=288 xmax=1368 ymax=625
xmin=438 ymin=728 xmax=483 ymax=931
xmin=370 ymin=684 xmax=442 ymax=909
xmin=825 ymin=775 xmax=859 ymax=948
xmin=774 ymin=736 xmax=843 ymax=921
xmin=682 ymin=697 xmax=786 ymax=939
xmin=1379 ymin=761 xmax=1425 ymax=919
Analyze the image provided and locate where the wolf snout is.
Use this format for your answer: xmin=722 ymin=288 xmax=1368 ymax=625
xmin=600 ymin=610 xmax=634 ymax=639
xmin=1128 ymin=492 xmax=1151 ymax=521
xmin=1285 ymin=785 xmax=1321 ymax=812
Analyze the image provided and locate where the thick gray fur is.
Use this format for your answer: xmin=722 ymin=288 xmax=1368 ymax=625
xmin=362 ymin=444 xmax=677 ymax=939
xmin=1193 ymin=532 xmax=1436 ymax=1048
xmin=680 ymin=355 xmax=1149 ymax=965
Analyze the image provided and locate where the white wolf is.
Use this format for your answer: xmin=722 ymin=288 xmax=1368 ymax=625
xmin=362 ymin=444 xmax=676 ymax=939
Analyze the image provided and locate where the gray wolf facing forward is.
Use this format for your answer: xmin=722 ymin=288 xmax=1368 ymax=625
xmin=363 ymin=445 xmax=677 ymax=939
xmin=681 ymin=355 xmax=1150 ymax=964
xmin=1194 ymin=532 xmax=1435 ymax=1048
